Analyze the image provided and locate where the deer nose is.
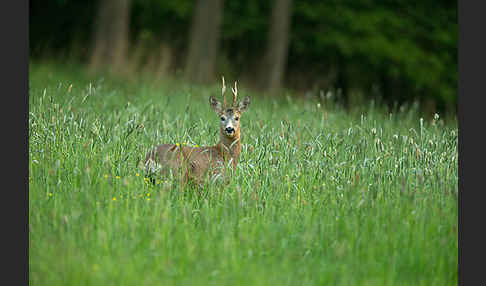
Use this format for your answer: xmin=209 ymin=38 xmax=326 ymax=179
xmin=225 ymin=127 xmax=235 ymax=133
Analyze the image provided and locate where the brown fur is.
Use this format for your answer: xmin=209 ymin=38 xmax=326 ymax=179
xmin=144 ymin=77 xmax=249 ymax=187
xmin=144 ymin=132 xmax=240 ymax=186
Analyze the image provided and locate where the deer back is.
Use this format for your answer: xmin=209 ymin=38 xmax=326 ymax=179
xmin=145 ymin=143 xmax=227 ymax=184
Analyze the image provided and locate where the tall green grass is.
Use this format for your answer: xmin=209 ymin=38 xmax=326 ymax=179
xmin=29 ymin=63 xmax=458 ymax=285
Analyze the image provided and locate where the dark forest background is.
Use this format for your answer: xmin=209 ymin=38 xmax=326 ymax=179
xmin=30 ymin=0 xmax=457 ymax=115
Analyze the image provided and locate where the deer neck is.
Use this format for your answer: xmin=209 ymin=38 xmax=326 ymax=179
xmin=216 ymin=130 xmax=241 ymax=168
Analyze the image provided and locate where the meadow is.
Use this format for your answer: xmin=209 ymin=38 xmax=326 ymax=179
xmin=29 ymin=63 xmax=458 ymax=285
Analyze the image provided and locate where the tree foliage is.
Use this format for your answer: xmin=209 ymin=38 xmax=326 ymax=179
xmin=30 ymin=0 xmax=457 ymax=112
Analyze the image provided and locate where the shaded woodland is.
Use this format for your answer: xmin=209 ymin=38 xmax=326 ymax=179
xmin=30 ymin=0 xmax=457 ymax=114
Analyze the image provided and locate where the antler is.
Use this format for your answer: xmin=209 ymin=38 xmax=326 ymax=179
xmin=231 ymin=81 xmax=238 ymax=108
xmin=222 ymin=76 xmax=227 ymax=108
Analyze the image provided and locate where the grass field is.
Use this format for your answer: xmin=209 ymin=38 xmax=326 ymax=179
xmin=29 ymin=63 xmax=458 ymax=285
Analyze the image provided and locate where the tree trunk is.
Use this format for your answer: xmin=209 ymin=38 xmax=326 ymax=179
xmin=185 ymin=0 xmax=224 ymax=84
xmin=259 ymin=0 xmax=292 ymax=94
xmin=89 ymin=0 xmax=131 ymax=73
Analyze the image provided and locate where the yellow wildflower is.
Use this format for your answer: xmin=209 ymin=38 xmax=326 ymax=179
xmin=135 ymin=173 xmax=139 ymax=177
xmin=104 ymin=174 xmax=108 ymax=179
xmin=116 ymin=176 xmax=120 ymax=179
xmin=112 ymin=197 xmax=117 ymax=201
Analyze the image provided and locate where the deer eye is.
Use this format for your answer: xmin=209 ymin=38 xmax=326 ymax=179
xmin=220 ymin=116 xmax=225 ymax=121
xmin=234 ymin=117 xmax=239 ymax=121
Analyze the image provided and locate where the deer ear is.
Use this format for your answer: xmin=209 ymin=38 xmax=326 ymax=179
xmin=238 ymin=96 xmax=250 ymax=112
xmin=209 ymin=96 xmax=223 ymax=113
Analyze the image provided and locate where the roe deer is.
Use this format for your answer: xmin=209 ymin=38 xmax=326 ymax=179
xmin=144 ymin=77 xmax=250 ymax=186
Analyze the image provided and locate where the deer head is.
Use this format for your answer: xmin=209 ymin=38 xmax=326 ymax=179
xmin=209 ymin=76 xmax=250 ymax=139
